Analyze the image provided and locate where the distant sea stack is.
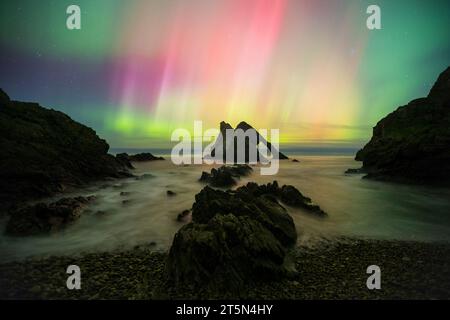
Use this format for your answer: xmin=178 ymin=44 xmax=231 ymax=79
xmin=0 ymin=89 xmax=132 ymax=211
xmin=208 ymin=121 xmax=289 ymax=162
xmin=355 ymin=66 xmax=450 ymax=184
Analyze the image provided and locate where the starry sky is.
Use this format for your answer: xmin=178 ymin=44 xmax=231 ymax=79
xmin=0 ymin=0 xmax=449 ymax=149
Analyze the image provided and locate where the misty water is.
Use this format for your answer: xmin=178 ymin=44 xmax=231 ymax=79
xmin=1 ymin=155 xmax=450 ymax=262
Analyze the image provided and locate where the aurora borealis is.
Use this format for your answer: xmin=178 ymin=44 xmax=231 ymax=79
xmin=0 ymin=0 xmax=449 ymax=148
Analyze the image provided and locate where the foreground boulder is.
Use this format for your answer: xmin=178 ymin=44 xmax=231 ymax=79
xmin=199 ymin=164 xmax=253 ymax=187
xmin=355 ymin=67 xmax=450 ymax=184
xmin=5 ymin=196 xmax=95 ymax=236
xmin=0 ymin=89 xmax=132 ymax=211
xmin=166 ymin=182 xmax=301 ymax=292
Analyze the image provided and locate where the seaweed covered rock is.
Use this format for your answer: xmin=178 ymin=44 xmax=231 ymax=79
xmin=0 ymin=89 xmax=132 ymax=211
xmin=355 ymin=67 xmax=450 ymax=184
xmin=6 ymin=196 xmax=95 ymax=236
xmin=166 ymin=182 xmax=300 ymax=292
xmin=199 ymin=164 xmax=253 ymax=187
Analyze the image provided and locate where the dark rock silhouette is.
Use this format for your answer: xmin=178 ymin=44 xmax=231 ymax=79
xmin=117 ymin=152 xmax=164 ymax=162
xmin=0 ymin=89 xmax=132 ymax=212
xmin=166 ymin=182 xmax=298 ymax=292
xmin=6 ymin=196 xmax=95 ymax=236
xmin=176 ymin=209 xmax=191 ymax=222
xmin=199 ymin=164 xmax=253 ymax=187
xmin=115 ymin=153 xmax=134 ymax=169
xmin=345 ymin=168 xmax=363 ymax=174
xmin=208 ymin=121 xmax=288 ymax=162
xmin=355 ymin=67 xmax=450 ymax=184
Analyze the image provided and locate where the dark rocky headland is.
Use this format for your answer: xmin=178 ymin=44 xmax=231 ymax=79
xmin=0 ymin=89 xmax=132 ymax=213
xmin=354 ymin=66 xmax=450 ymax=184
xmin=0 ymin=90 xmax=167 ymax=235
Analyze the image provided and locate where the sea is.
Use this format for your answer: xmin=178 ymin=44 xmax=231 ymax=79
xmin=1 ymin=148 xmax=450 ymax=262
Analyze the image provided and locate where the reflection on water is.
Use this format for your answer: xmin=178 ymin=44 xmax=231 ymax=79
xmin=1 ymin=156 xmax=450 ymax=262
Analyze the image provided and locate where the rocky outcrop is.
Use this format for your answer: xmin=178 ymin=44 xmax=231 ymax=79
xmin=0 ymin=89 xmax=131 ymax=211
xmin=199 ymin=164 xmax=253 ymax=187
xmin=355 ymin=67 xmax=450 ymax=184
xmin=117 ymin=152 xmax=164 ymax=162
xmin=207 ymin=121 xmax=289 ymax=162
xmin=176 ymin=209 xmax=191 ymax=222
xmin=5 ymin=196 xmax=95 ymax=236
xmin=166 ymin=182 xmax=298 ymax=292
xmin=278 ymin=185 xmax=326 ymax=216
xmin=115 ymin=153 xmax=134 ymax=169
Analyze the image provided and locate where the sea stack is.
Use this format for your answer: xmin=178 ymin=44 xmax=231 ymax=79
xmin=207 ymin=121 xmax=289 ymax=163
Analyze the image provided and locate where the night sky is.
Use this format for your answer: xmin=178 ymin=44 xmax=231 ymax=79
xmin=1 ymin=0 xmax=449 ymax=148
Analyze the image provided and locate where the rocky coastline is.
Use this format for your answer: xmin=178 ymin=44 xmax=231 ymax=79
xmin=353 ymin=67 xmax=450 ymax=185
xmin=0 ymin=89 xmax=132 ymax=213
xmin=1 ymin=83 xmax=450 ymax=300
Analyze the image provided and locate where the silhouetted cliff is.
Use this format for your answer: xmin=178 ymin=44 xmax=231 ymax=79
xmin=355 ymin=67 xmax=450 ymax=184
xmin=0 ymin=89 xmax=131 ymax=211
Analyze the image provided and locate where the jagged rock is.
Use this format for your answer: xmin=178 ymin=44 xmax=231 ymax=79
xmin=207 ymin=121 xmax=289 ymax=162
xmin=292 ymin=159 xmax=300 ymax=163
xmin=199 ymin=165 xmax=253 ymax=187
xmin=238 ymin=181 xmax=327 ymax=217
xmin=167 ymin=190 xmax=176 ymax=196
xmin=166 ymin=183 xmax=298 ymax=292
xmin=278 ymin=185 xmax=326 ymax=216
xmin=118 ymin=152 xmax=164 ymax=162
xmin=5 ymin=196 xmax=95 ymax=236
xmin=355 ymin=67 xmax=450 ymax=184
xmin=0 ymin=90 xmax=132 ymax=211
